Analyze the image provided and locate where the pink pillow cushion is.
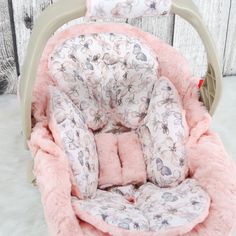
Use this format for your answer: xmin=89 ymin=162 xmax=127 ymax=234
xmin=95 ymin=132 xmax=147 ymax=189
xmin=118 ymin=132 xmax=147 ymax=185
xmin=48 ymin=86 xmax=99 ymax=199
xmin=86 ymin=0 xmax=172 ymax=19
xmin=95 ymin=133 xmax=122 ymax=189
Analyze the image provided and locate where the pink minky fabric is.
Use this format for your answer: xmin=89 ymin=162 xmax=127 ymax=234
xmin=117 ymin=132 xmax=146 ymax=185
xmin=95 ymin=132 xmax=146 ymax=188
xmin=28 ymin=22 xmax=236 ymax=236
xmin=95 ymin=133 xmax=123 ymax=189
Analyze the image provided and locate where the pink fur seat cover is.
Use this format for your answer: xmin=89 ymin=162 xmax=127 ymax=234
xmin=28 ymin=22 xmax=236 ymax=236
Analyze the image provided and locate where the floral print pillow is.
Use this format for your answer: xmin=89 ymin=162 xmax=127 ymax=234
xmin=49 ymin=32 xmax=159 ymax=130
xmin=48 ymin=41 xmax=108 ymax=131
xmin=72 ymin=179 xmax=210 ymax=234
xmin=73 ymin=190 xmax=149 ymax=231
xmin=86 ymin=0 xmax=172 ymax=19
xmin=138 ymin=77 xmax=189 ymax=188
xmin=135 ymin=179 xmax=210 ymax=232
xmin=48 ymin=86 xmax=99 ymax=199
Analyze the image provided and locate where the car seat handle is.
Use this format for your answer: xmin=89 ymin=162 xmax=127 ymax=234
xmin=19 ymin=0 xmax=222 ymax=148
xmin=171 ymin=0 xmax=222 ymax=116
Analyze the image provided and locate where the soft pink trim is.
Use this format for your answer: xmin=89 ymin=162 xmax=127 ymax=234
xmin=72 ymin=196 xmax=210 ymax=236
xmin=28 ymin=125 xmax=83 ymax=236
xmin=183 ymin=84 xmax=236 ymax=236
xmin=80 ymin=221 xmax=111 ymax=236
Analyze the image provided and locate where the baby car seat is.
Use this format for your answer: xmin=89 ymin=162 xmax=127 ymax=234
xmin=19 ymin=0 xmax=236 ymax=235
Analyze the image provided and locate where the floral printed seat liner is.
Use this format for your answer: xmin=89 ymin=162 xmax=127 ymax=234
xmin=72 ymin=179 xmax=210 ymax=235
xmin=49 ymin=32 xmax=159 ymax=130
xmin=46 ymin=31 xmax=211 ymax=235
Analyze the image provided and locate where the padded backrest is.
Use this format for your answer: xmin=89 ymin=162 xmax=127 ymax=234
xmin=48 ymin=32 xmax=159 ymax=130
xmin=20 ymin=0 xmax=223 ymax=148
xmin=31 ymin=23 xmax=192 ymax=136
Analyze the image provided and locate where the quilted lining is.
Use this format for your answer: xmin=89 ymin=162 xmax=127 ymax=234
xmin=72 ymin=179 xmax=210 ymax=235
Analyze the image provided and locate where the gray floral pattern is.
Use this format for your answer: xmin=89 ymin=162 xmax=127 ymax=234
xmin=72 ymin=179 xmax=210 ymax=233
xmin=49 ymin=33 xmax=158 ymax=130
xmin=73 ymin=190 xmax=149 ymax=231
xmin=138 ymin=77 xmax=189 ymax=187
xmin=49 ymin=87 xmax=99 ymax=199
xmin=48 ymin=31 xmax=211 ymax=235
xmin=87 ymin=0 xmax=172 ymax=19
xmin=108 ymin=184 xmax=137 ymax=202
xmin=135 ymin=179 xmax=210 ymax=232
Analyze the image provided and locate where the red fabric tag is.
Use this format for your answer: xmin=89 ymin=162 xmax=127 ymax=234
xmin=198 ymin=79 xmax=204 ymax=89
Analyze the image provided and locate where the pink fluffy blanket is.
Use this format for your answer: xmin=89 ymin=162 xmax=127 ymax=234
xmin=28 ymin=23 xmax=236 ymax=236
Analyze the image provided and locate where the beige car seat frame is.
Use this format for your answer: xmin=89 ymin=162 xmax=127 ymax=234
xmin=19 ymin=0 xmax=222 ymax=149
